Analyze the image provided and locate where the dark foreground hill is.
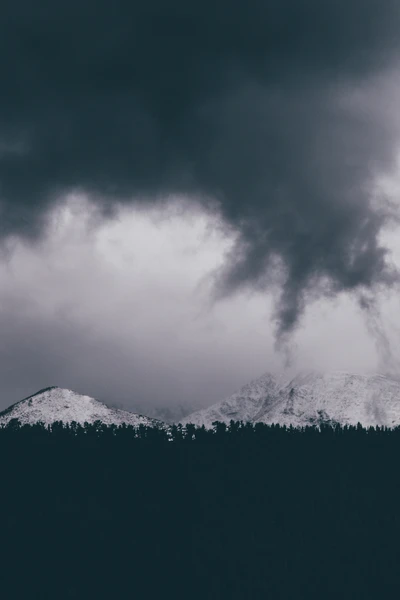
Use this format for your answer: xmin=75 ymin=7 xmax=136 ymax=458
xmin=1 ymin=419 xmax=400 ymax=599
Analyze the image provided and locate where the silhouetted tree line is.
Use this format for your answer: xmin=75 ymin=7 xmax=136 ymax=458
xmin=1 ymin=418 xmax=400 ymax=599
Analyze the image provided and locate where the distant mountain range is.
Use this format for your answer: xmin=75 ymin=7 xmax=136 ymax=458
xmin=180 ymin=370 xmax=400 ymax=429
xmin=0 ymin=386 xmax=163 ymax=428
xmin=130 ymin=401 xmax=198 ymax=424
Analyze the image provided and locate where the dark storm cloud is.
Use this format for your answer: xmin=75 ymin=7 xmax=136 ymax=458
xmin=1 ymin=0 xmax=400 ymax=334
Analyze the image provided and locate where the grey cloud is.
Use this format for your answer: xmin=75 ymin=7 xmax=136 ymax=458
xmin=0 ymin=243 xmax=380 ymax=414
xmin=1 ymin=0 xmax=400 ymax=334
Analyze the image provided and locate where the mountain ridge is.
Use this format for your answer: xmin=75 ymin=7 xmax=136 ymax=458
xmin=180 ymin=369 xmax=400 ymax=429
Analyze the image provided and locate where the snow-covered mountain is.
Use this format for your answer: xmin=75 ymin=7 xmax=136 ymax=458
xmin=180 ymin=370 xmax=400 ymax=429
xmin=0 ymin=386 xmax=163 ymax=428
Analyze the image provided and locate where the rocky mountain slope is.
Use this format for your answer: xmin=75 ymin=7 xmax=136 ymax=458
xmin=0 ymin=386 xmax=163 ymax=428
xmin=181 ymin=370 xmax=400 ymax=429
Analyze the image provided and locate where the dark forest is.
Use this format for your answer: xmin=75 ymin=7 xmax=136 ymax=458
xmin=1 ymin=419 xmax=399 ymax=599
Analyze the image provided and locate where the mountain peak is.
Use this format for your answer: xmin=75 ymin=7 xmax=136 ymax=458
xmin=0 ymin=386 xmax=163 ymax=428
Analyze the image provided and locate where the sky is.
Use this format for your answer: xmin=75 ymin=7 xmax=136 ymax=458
xmin=1 ymin=1 xmax=400 ymax=416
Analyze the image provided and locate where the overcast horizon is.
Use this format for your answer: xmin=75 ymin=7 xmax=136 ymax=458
xmin=2 ymin=1 xmax=400 ymax=415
